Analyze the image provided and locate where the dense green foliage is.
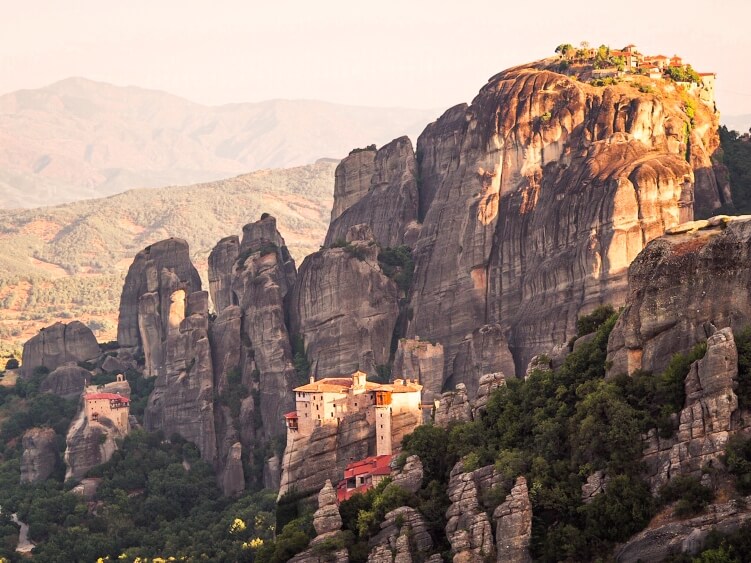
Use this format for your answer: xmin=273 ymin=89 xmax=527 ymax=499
xmin=722 ymin=434 xmax=751 ymax=495
xmin=399 ymin=307 xmax=713 ymax=560
xmin=667 ymin=522 xmax=751 ymax=562
xmin=665 ymin=65 xmax=701 ymax=84
xmin=719 ymin=127 xmax=751 ymax=214
xmin=377 ymin=245 xmax=414 ymax=294
xmin=658 ymin=475 xmax=714 ymax=517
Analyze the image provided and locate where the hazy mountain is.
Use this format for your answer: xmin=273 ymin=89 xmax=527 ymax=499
xmin=723 ymin=114 xmax=751 ymax=133
xmin=0 ymin=160 xmax=337 ymax=353
xmin=0 ymin=77 xmax=436 ymax=208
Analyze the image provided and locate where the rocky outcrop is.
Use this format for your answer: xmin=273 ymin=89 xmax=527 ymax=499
xmin=581 ymin=470 xmax=608 ymax=504
xmin=333 ymin=62 xmax=728 ymax=394
xmin=326 ymin=137 xmax=419 ymax=248
xmin=21 ymin=321 xmax=99 ymax=377
xmin=445 ymin=462 xmax=501 ymax=562
xmin=608 ymin=216 xmax=751 ymax=377
xmin=290 ymin=225 xmax=399 ymax=378
xmin=367 ymin=506 xmax=433 ymax=563
xmin=279 ymin=412 xmax=374 ymax=498
xmin=313 ymin=480 xmax=343 ymax=538
xmin=616 ymin=495 xmax=751 ymax=563
xmin=642 ymin=327 xmax=739 ymax=491
xmin=330 ymin=148 xmax=377 ymax=221
xmin=220 ymin=442 xmax=245 ymax=497
xmin=393 ymin=338 xmax=444 ymax=402
xmin=472 ymin=372 xmax=505 ymax=417
xmin=20 ymin=427 xmax=58 ymax=483
xmin=208 ymin=235 xmax=239 ymax=313
xmin=435 ymin=383 xmax=472 ymax=427
xmin=493 ymin=476 xmax=532 ymax=563
xmin=144 ymin=290 xmax=217 ymax=464
xmin=117 ymin=237 xmax=201 ymax=348
xmin=391 ymin=455 xmax=423 ymax=494
xmin=230 ymin=215 xmax=297 ymax=440
xmin=64 ymin=407 xmax=126 ymax=481
xmin=39 ymin=365 xmax=89 ymax=398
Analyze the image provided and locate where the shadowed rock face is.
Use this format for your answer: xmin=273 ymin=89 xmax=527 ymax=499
xmin=325 ymin=136 xmax=419 ymax=248
xmin=39 ymin=365 xmax=90 ymax=399
xmin=607 ymin=217 xmax=751 ymax=377
xmin=21 ymin=321 xmax=100 ymax=377
xmin=290 ymin=226 xmax=399 ymax=378
xmin=326 ymin=62 xmax=728 ymax=395
xmin=208 ymin=236 xmax=239 ymax=313
xmin=117 ymin=238 xmax=201 ymax=348
xmin=21 ymin=427 xmax=58 ymax=484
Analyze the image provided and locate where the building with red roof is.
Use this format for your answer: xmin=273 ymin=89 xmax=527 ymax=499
xmin=83 ymin=384 xmax=130 ymax=432
xmin=336 ymin=454 xmax=393 ymax=502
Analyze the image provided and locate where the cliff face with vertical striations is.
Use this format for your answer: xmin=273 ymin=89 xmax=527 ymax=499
xmin=324 ymin=60 xmax=728 ymax=397
xmin=290 ymin=225 xmax=400 ymax=378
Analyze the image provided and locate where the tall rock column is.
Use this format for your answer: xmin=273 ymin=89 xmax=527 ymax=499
xmin=493 ymin=476 xmax=533 ymax=563
xmin=290 ymin=224 xmax=399 ymax=377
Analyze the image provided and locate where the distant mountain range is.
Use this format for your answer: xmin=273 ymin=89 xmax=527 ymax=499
xmin=0 ymin=161 xmax=337 ymax=353
xmin=0 ymin=77 xmax=436 ymax=208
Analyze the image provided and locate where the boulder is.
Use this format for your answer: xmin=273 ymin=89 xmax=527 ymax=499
xmin=367 ymin=506 xmax=433 ymax=563
xmin=391 ymin=455 xmax=423 ymax=494
xmin=312 ymin=480 xmax=342 ymax=537
xmin=472 ymin=372 xmax=505 ymax=417
xmin=39 ymin=365 xmax=89 ymax=398
xmin=20 ymin=427 xmax=58 ymax=483
xmin=435 ymin=383 xmax=472 ymax=427
xmin=21 ymin=321 xmax=99 ymax=377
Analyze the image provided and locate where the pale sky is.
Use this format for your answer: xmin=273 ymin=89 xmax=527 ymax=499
xmin=2 ymin=0 xmax=751 ymax=116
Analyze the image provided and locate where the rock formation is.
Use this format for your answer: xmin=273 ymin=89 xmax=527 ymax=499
xmin=39 ymin=365 xmax=90 ymax=399
xmin=208 ymin=235 xmax=239 ymax=312
xmin=642 ymin=327 xmax=739 ymax=491
xmin=391 ymin=455 xmax=423 ymax=493
xmin=393 ymin=338 xmax=444 ymax=402
xmin=367 ymin=506 xmax=433 ymax=563
xmin=608 ymin=216 xmax=751 ymax=377
xmin=143 ymin=289 xmax=217 ymax=464
xmin=616 ymin=495 xmax=751 ymax=563
xmin=290 ymin=225 xmax=399 ymax=378
xmin=326 ymin=62 xmax=729 ymax=396
xmin=435 ymin=383 xmax=472 ymax=427
xmin=445 ymin=462 xmax=501 ymax=562
xmin=326 ymin=137 xmax=419 ymax=248
xmin=20 ymin=427 xmax=58 ymax=483
xmin=472 ymin=372 xmax=506 ymax=418
xmin=117 ymin=237 xmax=201 ymax=349
xmin=287 ymin=480 xmax=348 ymax=563
xmin=493 ymin=477 xmax=532 ymax=563
xmin=21 ymin=321 xmax=99 ymax=377
xmin=220 ymin=442 xmax=245 ymax=497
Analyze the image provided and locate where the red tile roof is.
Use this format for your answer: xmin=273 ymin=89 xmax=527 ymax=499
xmin=284 ymin=411 xmax=298 ymax=419
xmin=84 ymin=393 xmax=129 ymax=402
xmin=343 ymin=454 xmax=393 ymax=479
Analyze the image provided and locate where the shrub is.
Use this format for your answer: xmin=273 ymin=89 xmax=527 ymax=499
xmin=722 ymin=434 xmax=751 ymax=495
xmin=659 ymin=475 xmax=714 ymax=517
xmin=4 ymin=358 xmax=18 ymax=370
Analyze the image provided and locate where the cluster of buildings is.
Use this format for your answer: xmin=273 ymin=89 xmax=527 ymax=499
xmin=564 ymin=43 xmax=716 ymax=105
xmin=284 ymin=370 xmax=426 ymax=502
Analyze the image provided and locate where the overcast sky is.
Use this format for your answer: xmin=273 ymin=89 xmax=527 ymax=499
xmin=2 ymin=0 xmax=750 ymax=116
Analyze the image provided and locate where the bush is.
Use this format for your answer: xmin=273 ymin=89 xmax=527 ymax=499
xmin=659 ymin=475 xmax=714 ymax=517
xmin=722 ymin=434 xmax=751 ymax=495
xmin=4 ymin=357 xmax=18 ymax=370
xmin=576 ymin=305 xmax=616 ymax=337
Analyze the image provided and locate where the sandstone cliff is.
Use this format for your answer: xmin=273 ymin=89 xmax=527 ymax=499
xmin=290 ymin=225 xmax=399 ymax=378
xmin=39 ymin=365 xmax=90 ymax=399
xmin=20 ymin=427 xmax=58 ymax=484
xmin=117 ymin=237 xmax=201 ymax=349
xmin=327 ymin=62 xmax=728 ymax=397
xmin=607 ymin=216 xmax=751 ymax=376
xmin=21 ymin=321 xmax=99 ymax=377
xmin=325 ymin=137 xmax=419 ymax=248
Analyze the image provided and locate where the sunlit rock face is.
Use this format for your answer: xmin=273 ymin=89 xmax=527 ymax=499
xmin=327 ymin=61 xmax=727 ymax=395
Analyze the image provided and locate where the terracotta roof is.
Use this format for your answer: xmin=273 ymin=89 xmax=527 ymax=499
xmin=294 ymin=377 xmax=381 ymax=393
xmin=372 ymin=379 xmax=423 ymax=393
xmin=84 ymin=393 xmax=129 ymax=402
xmin=284 ymin=411 xmax=298 ymax=419
xmin=343 ymin=454 xmax=393 ymax=478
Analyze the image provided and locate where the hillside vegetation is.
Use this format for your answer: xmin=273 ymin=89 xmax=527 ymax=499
xmin=0 ymin=161 xmax=337 ymax=357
